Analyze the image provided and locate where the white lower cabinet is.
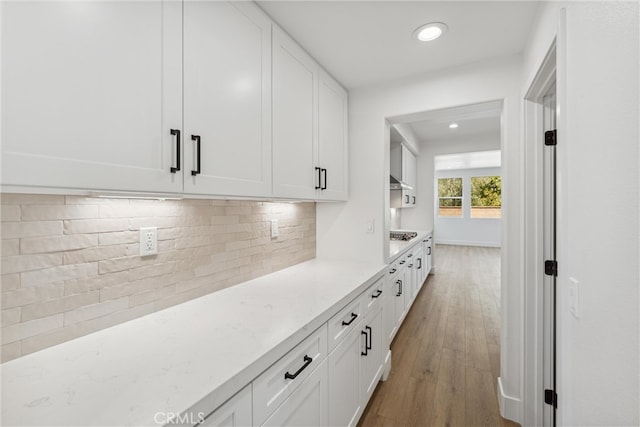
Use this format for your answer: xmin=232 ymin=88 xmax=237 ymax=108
xmin=328 ymin=324 xmax=362 ymax=427
xmin=198 ymin=384 xmax=252 ymax=427
xmin=360 ymin=305 xmax=383 ymax=404
xmin=262 ymin=358 xmax=328 ymax=427
xmin=393 ymin=269 xmax=408 ymax=328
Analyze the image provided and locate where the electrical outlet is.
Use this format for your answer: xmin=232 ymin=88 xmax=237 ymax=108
xmin=271 ymin=220 xmax=279 ymax=238
xmin=365 ymin=219 xmax=375 ymax=234
xmin=139 ymin=227 xmax=158 ymax=256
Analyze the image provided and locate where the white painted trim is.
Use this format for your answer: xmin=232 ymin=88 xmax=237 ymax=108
xmin=498 ymin=376 xmax=522 ymax=423
xmin=382 ymin=349 xmax=392 ymax=381
xmin=434 ymin=239 xmax=501 ymax=248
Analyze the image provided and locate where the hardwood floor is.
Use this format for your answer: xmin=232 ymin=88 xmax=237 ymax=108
xmin=358 ymin=245 xmax=519 ymax=427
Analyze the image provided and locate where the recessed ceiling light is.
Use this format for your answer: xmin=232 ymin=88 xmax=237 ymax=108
xmin=449 ymin=123 xmax=459 ymax=129
xmin=413 ymin=22 xmax=448 ymax=42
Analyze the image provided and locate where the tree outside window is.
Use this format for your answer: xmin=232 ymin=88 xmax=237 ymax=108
xmin=438 ymin=178 xmax=463 ymax=217
xmin=471 ymin=176 xmax=501 ymax=218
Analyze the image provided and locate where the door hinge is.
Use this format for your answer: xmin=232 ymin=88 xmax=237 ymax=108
xmin=545 ymin=129 xmax=557 ymax=146
xmin=544 ymin=389 xmax=558 ymax=408
xmin=545 ymin=260 xmax=558 ymax=276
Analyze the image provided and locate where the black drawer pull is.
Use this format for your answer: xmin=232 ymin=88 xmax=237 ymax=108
xmin=417 ymin=258 xmax=422 ymax=269
xmin=396 ymin=279 xmax=403 ymax=296
xmin=428 ymin=246 xmax=432 ymax=255
xmin=315 ymin=167 xmax=321 ymax=190
xmin=408 ymin=264 xmax=413 ymax=268
xmin=321 ymin=168 xmax=327 ymax=190
xmin=284 ymin=355 xmax=313 ymax=380
xmin=191 ymin=134 xmax=201 ymax=176
xmin=399 ymin=260 xmax=406 ymax=265
xmin=389 ymin=268 xmax=396 ymax=274
xmin=366 ymin=326 xmax=372 ymax=350
xmin=407 ymin=254 xmax=413 ymax=258
xmin=361 ymin=330 xmax=369 ymax=356
xmin=404 ymin=195 xmax=409 ymax=204
xmin=372 ymin=289 xmax=382 ymax=298
xmin=342 ymin=312 xmax=358 ymax=326
xmin=170 ymin=129 xmax=181 ymax=173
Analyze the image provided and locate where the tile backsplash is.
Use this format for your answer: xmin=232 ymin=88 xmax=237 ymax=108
xmin=0 ymin=194 xmax=315 ymax=362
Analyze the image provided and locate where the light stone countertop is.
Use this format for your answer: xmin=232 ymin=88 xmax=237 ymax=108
xmin=1 ymin=258 xmax=386 ymax=427
xmin=388 ymin=229 xmax=433 ymax=261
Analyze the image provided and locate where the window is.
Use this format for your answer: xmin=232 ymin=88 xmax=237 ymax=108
xmin=471 ymin=175 xmax=502 ymax=218
xmin=438 ymin=177 xmax=462 ymax=217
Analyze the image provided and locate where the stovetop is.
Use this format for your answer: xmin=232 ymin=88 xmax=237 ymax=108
xmin=389 ymin=231 xmax=418 ymax=241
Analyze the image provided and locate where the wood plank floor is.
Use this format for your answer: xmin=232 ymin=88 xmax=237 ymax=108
xmin=358 ymin=245 xmax=519 ymax=427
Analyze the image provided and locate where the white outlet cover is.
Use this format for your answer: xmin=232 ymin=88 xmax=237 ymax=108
xmin=139 ymin=227 xmax=158 ymax=256
xmin=271 ymin=220 xmax=278 ymax=238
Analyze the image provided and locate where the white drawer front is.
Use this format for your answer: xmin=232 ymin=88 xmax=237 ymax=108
xmin=360 ymin=276 xmax=385 ymax=315
xmin=253 ymin=324 xmax=328 ymax=426
xmin=327 ymin=296 xmax=363 ymax=353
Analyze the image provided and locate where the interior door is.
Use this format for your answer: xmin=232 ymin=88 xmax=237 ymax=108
xmin=543 ymin=85 xmax=557 ymax=426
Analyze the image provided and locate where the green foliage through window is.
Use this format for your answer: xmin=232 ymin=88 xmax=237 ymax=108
xmin=471 ymin=176 xmax=501 ymax=218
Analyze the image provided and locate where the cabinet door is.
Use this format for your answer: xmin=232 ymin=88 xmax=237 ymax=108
xmin=183 ymin=2 xmax=271 ymax=197
xmin=199 ymin=384 xmax=251 ymax=427
xmin=393 ymin=270 xmax=407 ymax=330
xmin=272 ymin=27 xmax=318 ymax=199
xmin=1 ymin=1 xmax=182 ymax=193
xmin=360 ymin=306 xmax=383 ymax=404
xmin=384 ymin=275 xmax=398 ymax=346
xmin=263 ymin=359 xmax=328 ymax=427
xmin=317 ymin=70 xmax=348 ymax=201
xmin=414 ymin=248 xmax=424 ymax=293
xmin=406 ymin=257 xmax=416 ymax=306
xmin=328 ymin=327 xmax=361 ymax=427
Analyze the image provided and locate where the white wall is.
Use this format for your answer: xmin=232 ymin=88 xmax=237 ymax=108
xmin=434 ymin=167 xmax=502 ymax=247
xmin=316 ymin=54 xmax=525 ymax=420
xmin=522 ymin=2 xmax=639 ymax=425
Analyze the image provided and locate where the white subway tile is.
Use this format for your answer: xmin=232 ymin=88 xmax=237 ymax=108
xmin=21 ymin=234 xmax=98 ymax=254
xmin=64 ymin=297 xmax=129 ymax=326
xmin=1 ymin=239 xmax=20 ymax=257
xmin=21 ymin=263 xmax=97 ymax=288
xmin=1 ymin=284 xmax=64 ymax=309
xmin=63 ymin=245 xmax=127 ymax=265
xmin=1 ymin=253 xmax=63 ymax=274
xmin=1 ymin=313 xmax=63 ymax=344
xmin=98 ymin=231 xmax=138 ymax=246
xmin=63 ymin=218 xmax=129 ymax=234
xmin=129 ymin=284 xmax=176 ymax=307
xmin=1 ymin=342 xmax=21 ymax=362
xmin=0 ymin=273 xmax=21 ymax=291
xmin=1 ymin=205 xmax=21 ymax=222
xmin=100 ymin=274 xmax=175 ymax=301
xmin=1 ymin=307 xmax=21 ymax=327
xmin=2 ymin=221 xmax=63 ymax=239
xmin=64 ymin=270 xmax=129 ymax=295
xmin=22 ymin=205 xmax=98 ymax=221
xmin=21 ymin=291 xmax=99 ymax=322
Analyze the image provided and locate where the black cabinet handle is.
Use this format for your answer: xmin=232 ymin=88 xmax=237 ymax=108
xmin=342 ymin=312 xmax=358 ymax=326
xmin=404 ymin=195 xmax=409 ymax=204
xmin=396 ymin=279 xmax=403 ymax=296
xmin=408 ymin=264 xmax=413 ymax=268
xmin=417 ymin=258 xmax=422 ymax=269
xmin=361 ymin=330 xmax=369 ymax=356
xmin=407 ymin=254 xmax=413 ymax=258
xmin=284 ymin=355 xmax=313 ymax=380
xmin=191 ymin=135 xmax=201 ymax=176
xmin=372 ymin=289 xmax=382 ymax=298
xmin=315 ymin=167 xmax=321 ymax=190
xmin=389 ymin=268 xmax=396 ymax=274
xmin=366 ymin=326 xmax=372 ymax=350
xmin=399 ymin=260 xmax=406 ymax=265
xmin=321 ymin=168 xmax=327 ymax=190
xmin=412 ymin=196 xmax=416 ymax=204
xmin=170 ymin=129 xmax=181 ymax=173
xmin=428 ymin=246 xmax=432 ymax=255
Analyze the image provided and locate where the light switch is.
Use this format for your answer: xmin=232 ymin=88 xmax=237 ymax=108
xmin=365 ymin=219 xmax=375 ymax=234
xmin=271 ymin=220 xmax=279 ymax=238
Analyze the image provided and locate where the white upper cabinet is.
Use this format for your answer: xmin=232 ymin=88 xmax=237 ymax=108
xmin=272 ymin=27 xmax=319 ymax=200
xmin=272 ymin=28 xmax=348 ymax=201
xmin=317 ymin=70 xmax=348 ymax=201
xmin=1 ymin=1 xmax=183 ymax=193
xmin=183 ymin=2 xmax=272 ymax=197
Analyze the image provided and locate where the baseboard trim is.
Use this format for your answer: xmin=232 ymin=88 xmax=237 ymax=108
xmin=434 ymin=239 xmax=501 ymax=248
xmin=498 ymin=377 xmax=522 ymax=424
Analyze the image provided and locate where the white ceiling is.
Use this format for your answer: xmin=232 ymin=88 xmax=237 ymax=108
xmin=258 ymin=1 xmax=540 ymax=89
xmin=391 ymin=100 xmax=502 ymax=143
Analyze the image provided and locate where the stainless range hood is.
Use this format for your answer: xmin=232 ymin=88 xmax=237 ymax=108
xmin=390 ymin=174 xmax=413 ymax=191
